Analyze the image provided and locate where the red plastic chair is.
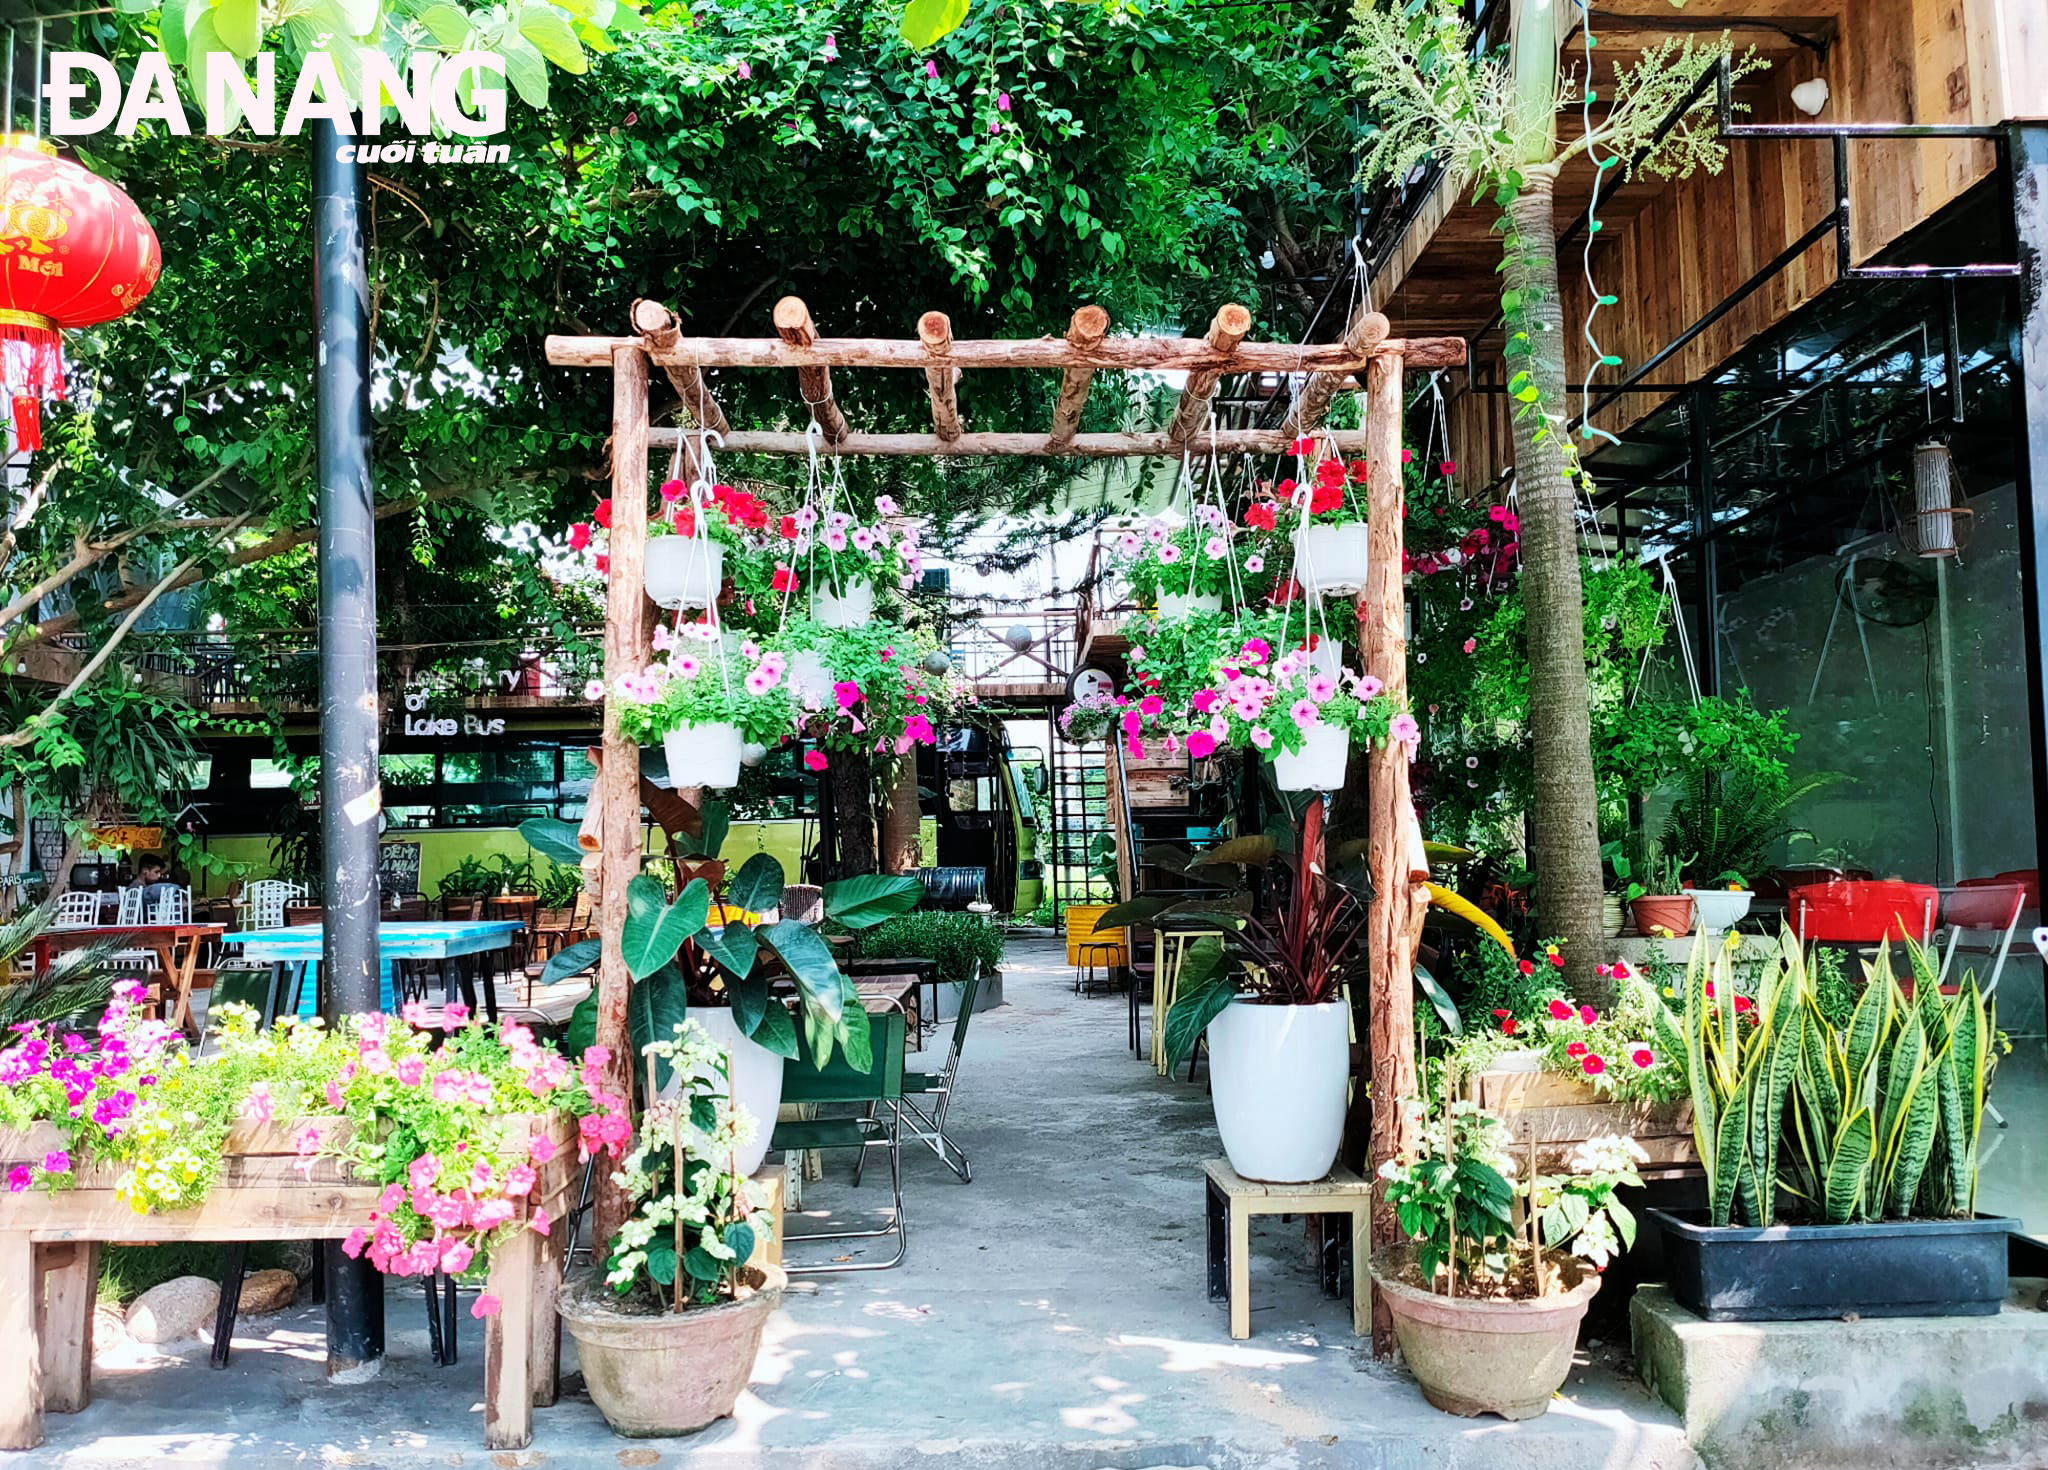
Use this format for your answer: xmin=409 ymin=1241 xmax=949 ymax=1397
xmin=1787 ymin=879 xmax=1938 ymax=946
xmin=1938 ymin=872 xmax=2033 ymax=1001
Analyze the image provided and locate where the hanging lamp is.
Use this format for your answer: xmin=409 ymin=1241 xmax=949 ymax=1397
xmin=0 ymin=133 xmax=161 ymax=452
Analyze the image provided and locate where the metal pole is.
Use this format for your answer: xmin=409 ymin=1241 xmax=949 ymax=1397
xmin=2007 ymin=124 xmax=2048 ymax=935
xmin=310 ymin=116 xmax=385 ymax=1376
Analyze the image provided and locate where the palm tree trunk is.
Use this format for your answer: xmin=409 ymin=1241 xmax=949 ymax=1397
xmin=829 ymin=750 xmax=879 ymax=877
xmin=1503 ymin=177 xmax=1608 ymax=999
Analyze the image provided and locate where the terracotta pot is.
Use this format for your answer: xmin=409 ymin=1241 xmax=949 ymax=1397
xmin=1629 ymin=895 xmax=1694 ymax=938
xmin=1371 ymin=1246 xmax=1600 ymax=1421
xmin=559 ymin=1265 xmax=784 ymax=1437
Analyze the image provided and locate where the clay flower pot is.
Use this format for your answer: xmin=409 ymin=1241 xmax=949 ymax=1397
xmin=1371 ymin=1246 xmax=1600 ymax=1420
xmin=559 ymin=1264 xmax=784 ymax=1437
xmin=1629 ymin=895 xmax=1695 ymax=938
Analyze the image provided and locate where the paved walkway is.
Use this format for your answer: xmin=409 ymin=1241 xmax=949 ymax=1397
xmin=32 ymin=935 xmax=1698 ymax=1469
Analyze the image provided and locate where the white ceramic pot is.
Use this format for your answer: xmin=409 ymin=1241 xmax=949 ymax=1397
xmin=1685 ymin=888 xmax=1754 ymax=934
xmin=1207 ymin=1000 xmax=1349 ymax=1183
xmin=644 ymin=537 xmax=725 ymax=611
xmin=1270 ymin=722 xmax=1350 ymax=791
xmin=669 ymin=1005 xmax=788 ymax=1179
xmin=814 ymin=579 xmax=876 ymax=628
xmin=1159 ymin=591 xmax=1224 ymax=619
xmin=1602 ymin=894 xmax=1625 ymax=938
xmin=1293 ymin=522 xmax=1370 ymax=597
xmin=663 ymin=722 xmax=744 ymax=790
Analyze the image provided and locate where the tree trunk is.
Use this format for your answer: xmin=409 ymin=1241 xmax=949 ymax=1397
xmin=1502 ymin=178 xmax=1608 ymax=1001
xmin=880 ymin=760 xmax=921 ymax=875
xmin=829 ymin=750 xmax=879 ymax=877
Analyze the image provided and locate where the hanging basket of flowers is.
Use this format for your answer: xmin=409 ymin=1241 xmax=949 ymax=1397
xmin=644 ymin=481 xmax=768 ymax=611
xmin=613 ymin=629 xmax=796 ymax=789
xmin=1283 ymin=449 xmax=1371 ymax=598
xmin=771 ymin=619 xmax=957 ymax=768
xmin=770 ymin=494 xmax=918 ymax=628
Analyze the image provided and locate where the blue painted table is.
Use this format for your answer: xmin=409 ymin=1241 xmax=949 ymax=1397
xmin=223 ymin=921 xmax=526 ymax=1024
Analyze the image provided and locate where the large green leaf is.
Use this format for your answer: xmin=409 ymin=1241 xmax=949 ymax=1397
xmin=1414 ymin=962 xmax=1461 ymax=1035
xmin=729 ymin=974 xmax=771 ymax=1039
xmin=622 ymin=876 xmax=710 ymax=979
xmin=212 ymin=0 xmax=262 ymax=60
xmin=835 ymin=985 xmax=874 ymax=1074
xmin=519 ymin=817 xmax=587 ymax=868
xmin=682 ymin=800 xmax=730 ymax=860
xmin=728 ymin=853 xmax=785 ymax=915
xmin=564 ymin=990 xmax=597 ymax=1057
xmin=696 ymin=920 xmax=758 ymax=982
xmin=543 ymin=936 xmax=601 ymax=985
xmin=1162 ymin=937 xmax=1231 ymax=1068
xmin=756 ymin=921 xmax=843 ymax=1018
xmin=1189 ymin=836 xmax=1277 ymax=869
xmin=900 ymin=0 xmax=970 ymax=49
xmin=627 ymin=962 xmax=688 ymax=1091
xmin=517 ymin=3 xmax=588 ymax=73
xmin=822 ymin=874 xmax=923 ymax=931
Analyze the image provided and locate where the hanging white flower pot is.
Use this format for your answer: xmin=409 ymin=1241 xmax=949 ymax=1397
xmin=814 ymin=578 xmax=875 ymax=628
xmin=1293 ymin=522 xmax=1370 ymax=597
xmin=1159 ymin=591 xmax=1223 ymax=619
xmin=664 ymin=721 xmax=744 ymax=790
xmin=644 ymin=537 xmax=725 ymax=611
xmin=1271 ymin=722 xmax=1350 ymax=791
xmin=663 ymin=1005 xmax=786 ymax=1178
xmin=1302 ymin=638 xmax=1344 ymax=680
xmin=1207 ymin=1000 xmax=1349 ymax=1182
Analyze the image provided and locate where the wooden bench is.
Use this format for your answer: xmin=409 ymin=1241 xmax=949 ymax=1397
xmin=0 ymin=1113 xmax=576 ymax=1453
xmin=1203 ymin=1159 xmax=1371 ymax=1341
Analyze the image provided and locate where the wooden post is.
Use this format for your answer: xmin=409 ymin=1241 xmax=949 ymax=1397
xmin=594 ymin=343 xmax=649 ymax=1246
xmin=1046 ymin=305 xmax=1111 ymax=448
xmin=1289 ymin=309 xmax=1391 ymax=439
xmin=1359 ymin=349 xmax=1418 ymax=1359
xmin=1167 ymin=303 xmax=1253 ymax=443
xmin=772 ymin=296 xmax=851 ymax=444
xmin=918 ymin=311 xmax=963 ymax=442
xmin=881 ymin=760 xmax=922 ymax=874
xmin=629 ymin=299 xmax=731 ymax=438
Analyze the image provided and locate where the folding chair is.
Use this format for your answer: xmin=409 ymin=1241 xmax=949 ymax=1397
xmin=770 ymin=1001 xmax=908 ymax=1273
xmin=860 ymin=962 xmax=980 ymax=1184
xmin=1940 ymin=877 xmax=2031 ymax=1001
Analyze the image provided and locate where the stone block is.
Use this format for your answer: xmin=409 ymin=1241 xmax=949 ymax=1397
xmin=125 ymin=1275 xmax=220 ymax=1344
xmin=1631 ymin=1281 xmax=2048 ymax=1470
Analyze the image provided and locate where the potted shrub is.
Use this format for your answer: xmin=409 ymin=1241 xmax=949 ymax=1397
xmin=534 ymin=862 xmax=582 ymax=930
xmin=1625 ymin=846 xmax=1693 ymax=938
xmin=1372 ymin=1102 xmax=1645 ymax=1420
xmin=612 ymin=635 xmax=795 ymax=791
xmin=1200 ymin=631 xmax=1409 ymax=792
xmin=769 ymin=504 xmax=914 ymax=628
xmin=1110 ymin=510 xmax=1249 ymax=618
xmin=1662 ymin=769 xmax=1834 ymax=934
xmin=643 ymin=481 xmax=767 ymax=611
xmin=539 ymin=847 xmax=923 ymax=1178
xmin=559 ymin=1019 xmax=782 ymax=1437
xmin=1286 ymin=454 xmax=1370 ymax=597
xmin=1154 ymin=800 xmax=1363 ymax=1182
xmin=437 ymin=855 xmax=503 ymax=920
xmin=1649 ymin=932 xmax=2016 ymax=1321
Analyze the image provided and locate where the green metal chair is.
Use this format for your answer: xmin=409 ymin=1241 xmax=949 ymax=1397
xmin=770 ymin=1001 xmax=908 ymax=1273
xmin=857 ymin=961 xmax=980 ymax=1185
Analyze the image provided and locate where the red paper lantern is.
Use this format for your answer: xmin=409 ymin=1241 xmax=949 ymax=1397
xmin=0 ymin=133 xmax=161 ymax=453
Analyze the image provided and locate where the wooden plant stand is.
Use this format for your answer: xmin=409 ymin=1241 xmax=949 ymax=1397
xmin=0 ymin=1113 xmax=577 ymax=1453
xmin=1203 ymin=1160 xmax=1372 ymax=1341
xmin=1465 ymin=1066 xmax=1698 ymax=1177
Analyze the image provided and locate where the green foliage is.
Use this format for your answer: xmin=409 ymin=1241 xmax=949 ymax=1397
xmin=1660 ymin=770 xmax=1839 ymax=889
xmin=852 ymin=910 xmax=1005 ymax=987
xmin=436 ymin=854 xmax=505 ymax=901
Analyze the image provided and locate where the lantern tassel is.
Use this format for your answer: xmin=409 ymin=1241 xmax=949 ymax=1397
xmin=0 ymin=319 xmax=63 ymax=456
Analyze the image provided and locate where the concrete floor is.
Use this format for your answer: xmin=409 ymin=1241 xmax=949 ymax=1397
xmin=31 ymin=936 xmax=1698 ymax=1470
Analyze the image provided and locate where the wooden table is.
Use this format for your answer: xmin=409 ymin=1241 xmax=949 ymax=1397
xmin=1204 ymin=1159 xmax=1372 ymax=1341
xmin=844 ymin=957 xmax=941 ymax=1037
xmin=30 ymin=924 xmax=226 ymax=1039
xmin=0 ymin=1113 xmax=576 ymax=1451
xmin=222 ymin=921 xmax=526 ymax=1024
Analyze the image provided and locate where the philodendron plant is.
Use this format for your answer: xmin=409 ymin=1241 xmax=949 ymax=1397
xmin=521 ymin=818 xmax=920 ymax=1078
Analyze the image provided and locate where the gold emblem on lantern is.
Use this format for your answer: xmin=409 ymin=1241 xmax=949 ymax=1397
xmin=0 ymin=192 xmax=69 ymax=258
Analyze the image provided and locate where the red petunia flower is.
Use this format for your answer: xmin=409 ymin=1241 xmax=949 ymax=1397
xmin=1581 ymin=1054 xmax=1606 ymax=1076
xmin=1578 ymin=1004 xmax=1597 ymax=1025
xmin=771 ymin=566 xmax=797 ymax=593
xmin=594 ymin=498 xmax=613 ymax=529
xmin=567 ymin=522 xmax=592 ymax=551
xmin=1501 ymin=1018 xmax=1518 ymax=1036
xmin=1517 ymin=959 xmax=1535 ymax=977
xmin=1566 ymin=1042 xmax=1589 ymax=1059
xmin=1547 ymin=999 xmax=1573 ymax=1021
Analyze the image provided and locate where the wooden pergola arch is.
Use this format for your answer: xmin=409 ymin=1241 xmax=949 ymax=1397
xmin=545 ymin=298 xmax=1467 ymax=1353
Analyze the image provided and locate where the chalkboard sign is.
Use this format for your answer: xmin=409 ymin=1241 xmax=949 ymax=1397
xmin=377 ymin=841 xmax=422 ymax=900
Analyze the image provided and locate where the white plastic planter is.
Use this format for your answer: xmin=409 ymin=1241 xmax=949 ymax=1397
xmin=644 ymin=537 xmax=725 ymax=611
xmin=1159 ymin=591 xmax=1224 ymax=619
xmin=664 ymin=721 xmax=744 ymax=790
xmin=814 ymin=579 xmax=876 ymax=629
xmin=663 ymin=1006 xmax=786 ymax=1178
xmin=1293 ymin=522 xmax=1370 ymax=597
xmin=1302 ymin=639 xmax=1344 ymax=681
xmin=1685 ymin=888 xmax=1754 ymax=934
xmin=1207 ymin=1000 xmax=1349 ymax=1183
xmin=1271 ymin=722 xmax=1350 ymax=791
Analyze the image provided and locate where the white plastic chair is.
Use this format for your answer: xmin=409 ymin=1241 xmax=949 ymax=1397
xmin=238 ymin=880 xmax=306 ymax=931
xmin=151 ymin=886 xmax=192 ymax=926
xmin=52 ymin=890 xmax=100 ymax=928
xmin=115 ymin=887 xmax=146 ymax=925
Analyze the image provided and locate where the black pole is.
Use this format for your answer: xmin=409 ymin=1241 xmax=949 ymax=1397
xmin=311 ymin=117 xmax=385 ymax=1374
xmin=2006 ymin=124 xmax=2048 ymax=943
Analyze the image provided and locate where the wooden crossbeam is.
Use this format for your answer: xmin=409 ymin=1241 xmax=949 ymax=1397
xmin=772 ymin=296 xmax=851 ymax=444
xmin=918 ymin=311 xmax=963 ymax=442
xmin=1047 ymin=305 xmax=1111 ymax=449
xmin=545 ymin=328 xmax=1464 ymax=372
xmin=629 ymin=299 xmax=731 ymax=439
xmin=1167 ymin=303 xmax=1253 ymax=444
xmin=1286 ymin=309 xmax=1391 ymax=439
xmin=646 ymin=427 xmax=1369 ymax=458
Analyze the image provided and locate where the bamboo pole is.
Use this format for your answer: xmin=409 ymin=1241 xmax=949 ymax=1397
xmin=1047 ymin=305 xmax=1111 ymax=448
xmin=772 ymin=296 xmax=852 ymax=444
xmin=594 ymin=342 xmax=650 ymax=1246
xmin=1359 ymin=349 xmax=1419 ymax=1359
xmin=918 ymin=311 xmax=963 ymax=442
xmin=546 ymin=329 xmax=1465 ymax=373
xmin=1166 ymin=303 xmax=1253 ymax=443
xmin=1287 ymin=309 xmax=1393 ymax=439
xmin=630 ymin=299 xmax=731 ymax=438
xmin=644 ymin=428 xmax=1373 ymax=458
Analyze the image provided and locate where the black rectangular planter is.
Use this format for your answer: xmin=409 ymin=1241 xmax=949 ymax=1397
xmin=1649 ymin=1208 xmax=2019 ymax=1322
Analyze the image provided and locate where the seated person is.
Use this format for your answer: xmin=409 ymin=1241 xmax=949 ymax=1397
xmin=126 ymin=855 xmax=182 ymax=921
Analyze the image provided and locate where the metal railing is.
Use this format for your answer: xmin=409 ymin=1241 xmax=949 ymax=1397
xmin=114 ymin=632 xmax=606 ymax=710
xmin=945 ymin=609 xmax=1077 ymax=693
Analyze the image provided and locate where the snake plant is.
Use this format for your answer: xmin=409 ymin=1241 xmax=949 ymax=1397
xmin=1682 ymin=930 xmax=1997 ymax=1228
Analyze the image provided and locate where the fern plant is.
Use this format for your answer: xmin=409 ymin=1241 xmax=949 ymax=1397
xmin=1660 ymin=770 xmax=1838 ymax=889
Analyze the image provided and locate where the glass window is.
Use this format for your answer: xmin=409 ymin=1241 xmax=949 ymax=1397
xmin=380 ymin=753 xmax=436 ymax=787
xmin=249 ymin=759 xmax=296 ymax=790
